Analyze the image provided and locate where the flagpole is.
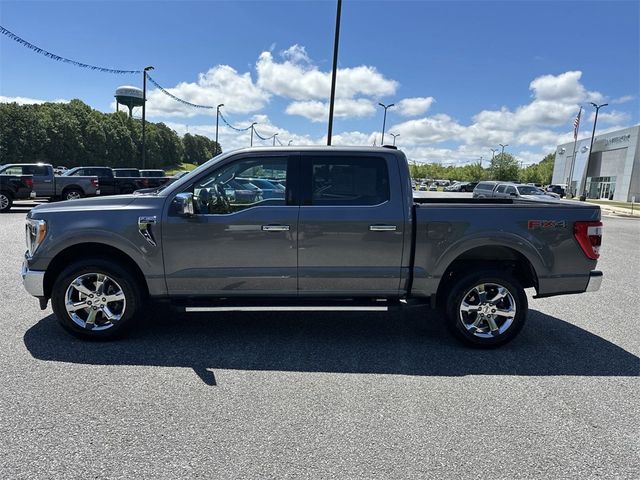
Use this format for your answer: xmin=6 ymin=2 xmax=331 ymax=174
xmin=567 ymin=106 xmax=582 ymax=197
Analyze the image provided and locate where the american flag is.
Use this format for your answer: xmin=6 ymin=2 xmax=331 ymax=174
xmin=573 ymin=107 xmax=582 ymax=140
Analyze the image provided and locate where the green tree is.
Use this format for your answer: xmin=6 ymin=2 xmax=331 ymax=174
xmin=489 ymin=153 xmax=519 ymax=181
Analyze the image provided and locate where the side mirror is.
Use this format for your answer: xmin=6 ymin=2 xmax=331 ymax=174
xmin=174 ymin=192 xmax=195 ymax=216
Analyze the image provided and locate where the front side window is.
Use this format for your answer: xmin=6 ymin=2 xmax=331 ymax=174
xmin=307 ymin=156 xmax=389 ymax=206
xmin=191 ymin=157 xmax=288 ymax=215
xmin=496 ymin=185 xmax=507 ymax=193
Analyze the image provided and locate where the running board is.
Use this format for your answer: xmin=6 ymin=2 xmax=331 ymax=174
xmin=185 ymin=306 xmax=388 ymax=312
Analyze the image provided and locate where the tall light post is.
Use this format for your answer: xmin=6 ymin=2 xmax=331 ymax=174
xmin=390 ymin=133 xmax=400 ymax=146
xmin=327 ymin=0 xmax=342 ymax=146
xmin=273 ymin=133 xmax=279 ymax=146
xmin=378 ymin=102 xmax=395 ymax=145
xmin=490 ymin=148 xmax=497 ymax=160
xmin=141 ymin=65 xmax=154 ymax=169
xmin=215 ymin=103 xmax=224 ymax=148
xmin=499 ymin=143 xmax=508 ymax=157
xmin=580 ymin=102 xmax=608 ymax=198
xmin=250 ymin=122 xmax=257 ymax=146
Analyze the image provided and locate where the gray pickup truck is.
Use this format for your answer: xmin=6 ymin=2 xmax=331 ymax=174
xmin=0 ymin=163 xmax=100 ymax=201
xmin=21 ymin=147 xmax=603 ymax=346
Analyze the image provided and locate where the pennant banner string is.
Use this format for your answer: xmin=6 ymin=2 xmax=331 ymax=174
xmin=0 ymin=25 xmax=141 ymax=74
xmin=146 ymin=75 xmax=214 ymax=109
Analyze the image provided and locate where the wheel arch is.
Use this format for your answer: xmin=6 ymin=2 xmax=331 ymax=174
xmin=435 ymin=244 xmax=539 ymax=308
xmin=43 ymin=242 xmax=149 ymax=299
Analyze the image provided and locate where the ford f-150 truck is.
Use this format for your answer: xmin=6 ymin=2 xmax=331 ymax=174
xmin=0 ymin=174 xmax=35 ymax=212
xmin=0 ymin=163 xmax=100 ymax=201
xmin=21 ymin=147 xmax=603 ymax=346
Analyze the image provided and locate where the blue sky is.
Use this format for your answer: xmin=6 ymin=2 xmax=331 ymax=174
xmin=1 ymin=0 xmax=638 ymax=164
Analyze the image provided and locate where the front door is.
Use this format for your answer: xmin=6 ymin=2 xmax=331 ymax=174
xmin=297 ymin=154 xmax=406 ymax=295
xmin=162 ymin=155 xmax=299 ymax=296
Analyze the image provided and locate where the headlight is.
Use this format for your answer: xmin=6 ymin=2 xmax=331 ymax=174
xmin=26 ymin=219 xmax=47 ymax=258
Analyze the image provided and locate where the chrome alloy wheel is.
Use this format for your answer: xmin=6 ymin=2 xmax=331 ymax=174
xmin=64 ymin=273 xmax=126 ymax=330
xmin=0 ymin=194 xmax=9 ymax=210
xmin=66 ymin=191 xmax=82 ymax=200
xmin=459 ymin=282 xmax=516 ymax=338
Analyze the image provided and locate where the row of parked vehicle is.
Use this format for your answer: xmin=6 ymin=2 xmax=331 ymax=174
xmin=472 ymin=181 xmax=564 ymax=201
xmin=0 ymin=161 xmax=289 ymax=213
xmin=0 ymin=162 xmax=176 ymax=212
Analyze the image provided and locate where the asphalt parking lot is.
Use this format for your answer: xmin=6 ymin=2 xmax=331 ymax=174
xmin=1 ymin=201 xmax=638 ymax=479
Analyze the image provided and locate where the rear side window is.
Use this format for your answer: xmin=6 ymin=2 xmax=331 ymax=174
xmin=22 ymin=165 xmax=49 ymax=175
xmin=306 ymin=156 xmax=389 ymax=206
xmin=496 ymin=185 xmax=506 ymax=193
xmin=1 ymin=166 xmax=24 ymax=175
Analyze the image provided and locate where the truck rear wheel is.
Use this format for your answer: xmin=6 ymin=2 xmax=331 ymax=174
xmin=63 ymin=188 xmax=83 ymax=201
xmin=446 ymin=270 xmax=527 ymax=347
xmin=51 ymin=258 xmax=143 ymax=340
xmin=0 ymin=191 xmax=13 ymax=213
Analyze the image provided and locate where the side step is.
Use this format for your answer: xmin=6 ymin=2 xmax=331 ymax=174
xmin=185 ymin=306 xmax=388 ymax=312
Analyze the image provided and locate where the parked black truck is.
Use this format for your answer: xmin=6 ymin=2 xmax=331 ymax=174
xmin=64 ymin=166 xmax=171 ymax=195
xmin=0 ymin=174 xmax=35 ymax=212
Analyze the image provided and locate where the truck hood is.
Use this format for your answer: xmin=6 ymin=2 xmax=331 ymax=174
xmin=29 ymin=195 xmax=140 ymax=215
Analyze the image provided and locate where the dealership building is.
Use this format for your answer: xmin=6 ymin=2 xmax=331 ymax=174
xmin=552 ymin=124 xmax=640 ymax=202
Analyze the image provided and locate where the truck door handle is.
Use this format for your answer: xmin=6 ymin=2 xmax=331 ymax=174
xmin=262 ymin=225 xmax=290 ymax=231
xmin=369 ymin=225 xmax=397 ymax=231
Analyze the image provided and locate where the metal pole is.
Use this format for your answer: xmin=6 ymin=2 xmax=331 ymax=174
xmin=378 ymin=103 xmax=394 ymax=145
xmin=490 ymin=148 xmax=497 ymax=160
xmin=390 ymin=133 xmax=399 ymax=145
xmin=273 ymin=133 xmax=278 ymax=146
xmin=580 ymin=102 xmax=608 ymax=198
xmin=215 ymin=103 xmax=224 ymax=148
xmin=141 ymin=66 xmax=154 ymax=169
xmin=250 ymin=122 xmax=257 ymax=147
xmin=327 ymin=0 xmax=342 ymax=146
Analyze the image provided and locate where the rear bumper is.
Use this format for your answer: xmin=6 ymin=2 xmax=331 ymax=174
xmin=21 ymin=260 xmax=45 ymax=297
xmin=586 ymin=270 xmax=603 ymax=292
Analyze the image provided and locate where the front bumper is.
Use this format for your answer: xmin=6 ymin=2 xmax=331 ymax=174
xmin=21 ymin=260 xmax=45 ymax=297
xmin=586 ymin=270 xmax=603 ymax=292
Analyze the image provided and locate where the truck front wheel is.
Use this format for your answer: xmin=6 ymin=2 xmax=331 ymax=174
xmin=446 ymin=270 xmax=527 ymax=347
xmin=51 ymin=258 xmax=144 ymax=340
xmin=0 ymin=191 xmax=13 ymax=213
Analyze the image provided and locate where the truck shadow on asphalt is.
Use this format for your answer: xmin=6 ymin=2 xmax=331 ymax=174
xmin=24 ymin=308 xmax=638 ymax=385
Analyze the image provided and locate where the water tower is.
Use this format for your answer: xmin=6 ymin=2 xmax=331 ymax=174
xmin=115 ymin=86 xmax=144 ymax=117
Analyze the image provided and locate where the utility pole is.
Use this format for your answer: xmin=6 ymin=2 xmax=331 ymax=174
xmin=326 ymin=0 xmax=342 ymax=146
xmin=215 ymin=103 xmax=224 ymax=149
xmin=141 ymin=65 xmax=154 ymax=169
xmin=378 ymin=102 xmax=395 ymax=145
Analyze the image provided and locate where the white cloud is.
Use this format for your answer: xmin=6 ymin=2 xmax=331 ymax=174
xmin=145 ymin=65 xmax=269 ymax=118
xmin=256 ymin=50 xmax=398 ymax=101
xmin=396 ymin=97 xmax=435 ymax=117
xmin=388 ymin=114 xmax=465 ymax=144
xmin=611 ymin=95 xmax=635 ymax=104
xmin=285 ymin=98 xmax=376 ymax=122
xmin=280 ymin=44 xmax=311 ymax=64
xmin=0 ymin=96 xmax=68 ymax=105
xmin=587 ymin=110 xmax=631 ymax=125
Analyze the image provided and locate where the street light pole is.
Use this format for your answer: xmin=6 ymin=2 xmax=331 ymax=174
xmin=499 ymin=143 xmax=508 ymax=157
xmin=250 ymin=122 xmax=257 ymax=147
xmin=580 ymin=102 xmax=609 ymax=198
xmin=141 ymin=65 xmax=154 ymax=169
xmin=215 ymin=103 xmax=224 ymax=151
xmin=326 ymin=0 xmax=342 ymax=146
xmin=390 ymin=133 xmax=400 ymax=146
xmin=273 ymin=133 xmax=278 ymax=146
xmin=490 ymin=148 xmax=497 ymax=160
xmin=378 ymin=102 xmax=395 ymax=145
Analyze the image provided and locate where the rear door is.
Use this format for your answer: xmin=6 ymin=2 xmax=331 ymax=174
xmin=298 ymin=153 xmax=406 ymax=295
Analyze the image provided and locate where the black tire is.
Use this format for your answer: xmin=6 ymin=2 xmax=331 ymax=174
xmin=445 ymin=270 xmax=527 ymax=347
xmin=0 ymin=191 xmax=13 ymax=213
xmin=62 ymin=188 xmax=83 ymax=201
xmin=51 ymin=258 xmax=144 ymax=340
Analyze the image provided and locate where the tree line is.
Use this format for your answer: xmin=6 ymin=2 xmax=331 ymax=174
xmin=409 ymin=152 xmax=555 ymax=185
xmin=0 ymin=99 xmax=221 ymax=168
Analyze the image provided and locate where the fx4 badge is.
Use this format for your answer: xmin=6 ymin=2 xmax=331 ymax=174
xmin=528 ymin=220 xmax=566 ymax=229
